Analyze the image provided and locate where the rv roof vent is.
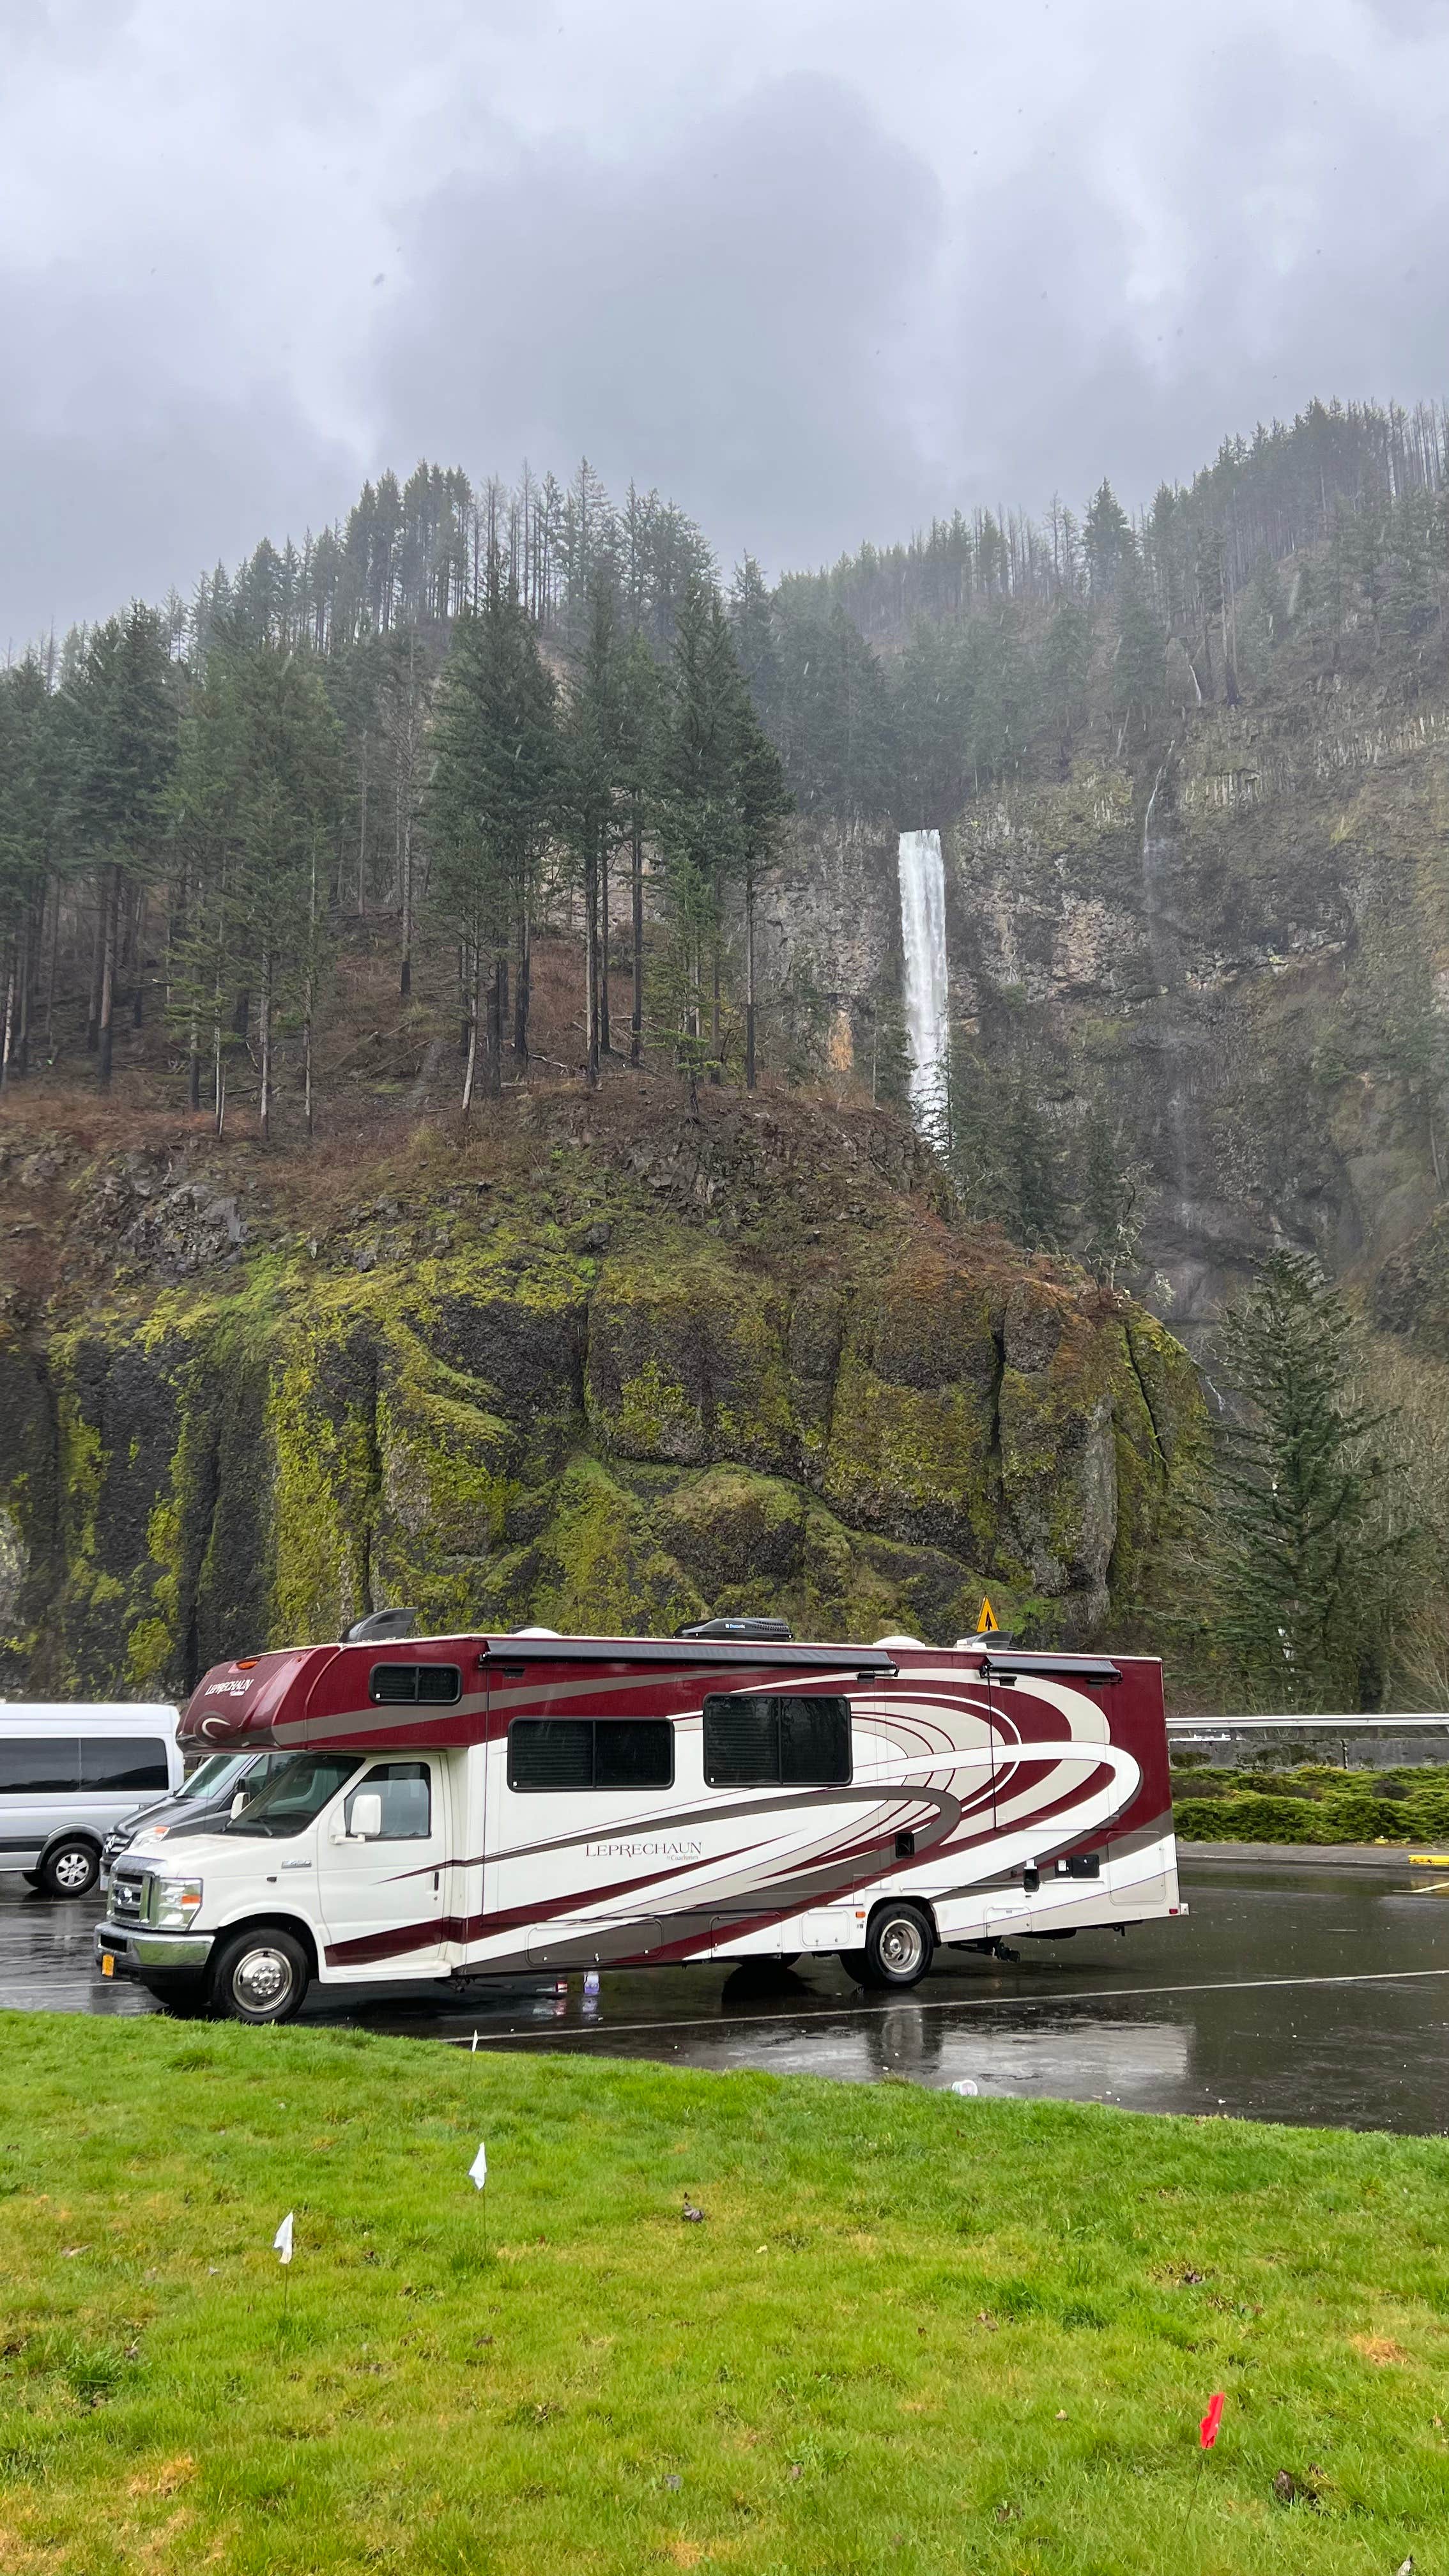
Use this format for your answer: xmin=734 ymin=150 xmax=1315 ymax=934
xmin=509 ymin=1626 xmax=562 ymax=1638
xmin=675 ymin=1616 xmax=793 ymax=1642
xmin=344 ymin=1606 xmax=417 ymax=1644
xmin=874 ymin=1632 xmax=924 ymax=1649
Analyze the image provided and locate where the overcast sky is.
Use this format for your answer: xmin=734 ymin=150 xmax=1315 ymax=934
xmin=4 ymin=0 xmax=1448 ymax=645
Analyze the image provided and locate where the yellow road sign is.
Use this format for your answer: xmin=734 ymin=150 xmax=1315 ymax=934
xmin=976 ymin=1597 xmax=999 ymax=1634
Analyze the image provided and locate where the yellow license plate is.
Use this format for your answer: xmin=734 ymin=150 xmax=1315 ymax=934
xmin=100 ymin=1954 xmax=114 ymax=1977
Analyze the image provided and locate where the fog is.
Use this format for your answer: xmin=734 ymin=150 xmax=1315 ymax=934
xmin=3 ymin=0 xmax=1448 ymax=641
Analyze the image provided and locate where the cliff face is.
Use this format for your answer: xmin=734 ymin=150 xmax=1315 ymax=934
xmin=756 ymin=680 xmax=1449 ymax=1353
xmin=0 ymin=1090 xmax=1202 ymax=1696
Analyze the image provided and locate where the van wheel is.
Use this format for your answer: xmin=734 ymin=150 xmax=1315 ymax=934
xmin=211 ymin=1929 xmax=309 ymax=2025
xmin=40 ymin=1839 xmax=100 ymax=1899
xmin=861 ymin=1902 xmax=935 ymax=1990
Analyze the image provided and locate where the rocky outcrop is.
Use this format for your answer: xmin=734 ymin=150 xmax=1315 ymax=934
xmin=753 ymin=682 xmax=1449 ymax=1355
xmin=0 ymin=1096 xmax=1203 ymax=1694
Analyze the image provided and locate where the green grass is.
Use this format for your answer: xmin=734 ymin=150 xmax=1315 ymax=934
xmin=2 ymin=2013 xmax=1448 ymax=2574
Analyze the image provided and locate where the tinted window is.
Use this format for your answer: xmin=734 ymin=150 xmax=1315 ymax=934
xmin=702 ymin=1696 xmax=852 ymax=1788
xmin=80 ymin=1736 xmax=169 ymax=1792
xmin=371 ymin=1662 xmax=462 ymax=1705
xmin=227 ymin=1752 xmax=361 ymax=1837
xmin=508 ymin=1719 xmax=673 ymax=1792
xmin=177 ymin=1753 xmax=249 ymax=1802
xmin=344 ymin=1761 xmax=432 ymax=1839
xmin=0 ymin=1737 xmax=80 ymax=1795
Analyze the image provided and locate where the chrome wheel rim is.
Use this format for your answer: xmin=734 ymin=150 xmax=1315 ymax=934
xmin=878 ymin=1916 xmax=925 ymax=1976
xmin=54 ymin=1850 xmax=93 ymax=1892
xmin=234 ymin=1947 xmax=294 ymax=2011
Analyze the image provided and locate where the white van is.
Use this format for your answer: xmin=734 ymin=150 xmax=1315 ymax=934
xmin=0 ymin=1705 xmax=181 ymax=1897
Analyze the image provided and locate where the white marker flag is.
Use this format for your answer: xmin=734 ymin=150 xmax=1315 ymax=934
xmin=274 ymin=2211 xmax=295 ymax=2264
xmin=468 ymin=2142 xmax=488 ymax=2192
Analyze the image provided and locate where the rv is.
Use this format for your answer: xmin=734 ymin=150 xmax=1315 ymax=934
xmin=94 ymin=1622 xmax=1181 ymax=2021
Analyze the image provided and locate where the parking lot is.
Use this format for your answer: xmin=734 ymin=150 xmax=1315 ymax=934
xmin=5 ymin=1851 xmax=1448 ymax=2133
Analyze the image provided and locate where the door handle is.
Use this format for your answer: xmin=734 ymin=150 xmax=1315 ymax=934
xmin=433 ymin=1869 xmax=440 ymax=1892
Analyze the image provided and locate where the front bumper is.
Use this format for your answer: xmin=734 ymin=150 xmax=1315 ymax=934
xmin=95 ymin=1922 xmax=215 ymax=1980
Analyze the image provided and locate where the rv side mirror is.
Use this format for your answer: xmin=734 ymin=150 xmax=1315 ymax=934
xmin=349 ymin=1791 xmax=383 ymax=1842
xmin=229 ymin=1790 xmax=247 ymax=1818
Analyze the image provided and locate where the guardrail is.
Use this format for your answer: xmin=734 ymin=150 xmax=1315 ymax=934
xmin=1169 ymin=1713 xmax=1449 ymax=1769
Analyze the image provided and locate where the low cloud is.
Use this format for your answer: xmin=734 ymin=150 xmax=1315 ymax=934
xmin=374 ymin=74 xmax=946 ymax=575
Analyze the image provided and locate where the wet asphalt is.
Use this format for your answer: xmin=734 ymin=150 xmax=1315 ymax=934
xmin=4 ymin=1855 xmax=1446 ymax=2135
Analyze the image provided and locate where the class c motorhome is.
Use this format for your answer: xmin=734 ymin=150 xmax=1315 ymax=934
xmin=95 ymin=1624 xmax=1181 ymax=2021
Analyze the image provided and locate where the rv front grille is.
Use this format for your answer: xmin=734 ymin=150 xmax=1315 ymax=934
xmin=111 ymin=1869 xmax=144 ymax=1921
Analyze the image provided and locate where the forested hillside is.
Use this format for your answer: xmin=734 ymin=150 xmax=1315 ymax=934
xmin=4 ymin=394 xmax=1449 ymax=1157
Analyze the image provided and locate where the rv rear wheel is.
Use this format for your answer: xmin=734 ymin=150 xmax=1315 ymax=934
xmin=859 ymin=1902 xmax=934 ymax=1990
xmin=211 ymin=1928 xmax=309 ymax=2025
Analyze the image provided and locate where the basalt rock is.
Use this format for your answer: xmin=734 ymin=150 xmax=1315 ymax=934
xmin=0 ymin=1099 xmax=1204 ymax=1696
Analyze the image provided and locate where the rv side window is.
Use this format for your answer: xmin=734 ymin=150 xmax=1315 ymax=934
xmin=702 ymin=1696 xmax=852 ymax=1788
xmin=370 ymin=1662 xmax=462 ymax=1705
xmin=0 ymin=1738 xmax=80 ymax=1794
xmin=344 ymin=1761 xmax=432 ymax=1839
xmin=508 ymin=1719 xmax=673 ymax=1792
xmin=80 ymin=1736 xmax=169 ymax=1791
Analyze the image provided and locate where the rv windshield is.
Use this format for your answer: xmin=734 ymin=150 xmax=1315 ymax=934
xmin=225 ymin=1753 xmax=360 ymax=1839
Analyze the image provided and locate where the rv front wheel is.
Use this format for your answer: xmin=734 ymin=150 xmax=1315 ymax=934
xmin=861 ymin=1902 xmax=934 ymax=1990
xmin=211 ymin=1929 xmax=309 ymax=2025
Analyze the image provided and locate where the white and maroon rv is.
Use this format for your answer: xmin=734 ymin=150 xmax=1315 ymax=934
xmin=95 ymin=1619 xmax=1181 ymax=2021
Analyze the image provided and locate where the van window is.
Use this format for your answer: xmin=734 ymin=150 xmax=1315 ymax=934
xmin=702 ymin=1696 xmax=852 ymax=1788
xmin=0 ymin=1738 xmax=80 ymax=1795
xmin=226 ymin=1753 xmax=361 ymax=1837
xmin=370 ymin=1662 xmax=462 ymax=1706
xmin=344 ymin=1762 xmax=432 ymax=1839
xmin=80 ymin=1737 xmax=169 ymax=1792
xmin=508 ymin=1719 xmax=673 ymax=1792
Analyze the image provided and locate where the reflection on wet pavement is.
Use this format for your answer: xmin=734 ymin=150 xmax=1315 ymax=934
xmin=4 ymin=1855 xmax=1446 ymax=2134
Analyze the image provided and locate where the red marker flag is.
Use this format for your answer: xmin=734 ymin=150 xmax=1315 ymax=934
xmin=1199 ymin=2393 xmax=1225 ymax=2450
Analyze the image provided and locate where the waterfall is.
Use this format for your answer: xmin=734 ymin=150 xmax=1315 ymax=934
xmin=896 ymin=829 xmax=949 ymax=1135
xmin=1140 ymin=747 xmax=1193 ymax=1227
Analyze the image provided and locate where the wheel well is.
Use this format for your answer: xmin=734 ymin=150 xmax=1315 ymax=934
xmin=868 ymin=1894 xmax=939 ymax=1946
xmin=40 ymin=1828 xmax=101 ymax=1857
xmin=211 ymin=1916 xmax=319 ymax=1980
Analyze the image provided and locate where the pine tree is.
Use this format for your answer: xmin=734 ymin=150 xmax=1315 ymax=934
xmin=66 ymin=606 xmax=180 ymax=1089
xmin=614 ymin=631 xmax=664 ymax=1069
xmin=558 ymin=569 xmax=622 ymax=1087
xmin=1203 ymin=1255 xmax=1417 ymax=1709
xmin=427 ymin=557 xmax=558 ymax=1107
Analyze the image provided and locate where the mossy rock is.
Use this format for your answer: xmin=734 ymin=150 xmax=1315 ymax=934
xmin=0 ymin=1131 xmax=1206 ymax=1689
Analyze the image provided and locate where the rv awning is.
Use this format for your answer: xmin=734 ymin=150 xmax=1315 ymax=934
xmin=974 ymin=1652 xmax=1122 ymax=1685
xmin=477 ymin=1635 xmax=899 ymax=1676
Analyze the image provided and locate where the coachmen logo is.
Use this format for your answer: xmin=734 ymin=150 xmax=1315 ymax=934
xmin=584 ymin=1839 xmax=703 ymax=1860
xmin=208 ymin=1678 xmax=254 ymax=1698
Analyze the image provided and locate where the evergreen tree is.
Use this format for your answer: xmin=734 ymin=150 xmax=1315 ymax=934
xmin=614 ymin=630 xmax=664 ymax=1069
xmin=558 ymin=568 xmax=622 ymax=1086
xmin=1203 ymin=1255 xmax=1417 ymax=1709
xmin=1078 ymin=1107 xmax=1147 ymax=1284
xmin=655 ymin=574 xmax=745 ymax=1079
xmin=1083 ymin=481 xmax=1136 ymax=598
xmin=1112 ymin=580 xmax=1168 ymax=733
xmin=66 ymin=606 xmax=180 ymax=1089
xmin=428 ymin=560 xmax=558 ymax=1106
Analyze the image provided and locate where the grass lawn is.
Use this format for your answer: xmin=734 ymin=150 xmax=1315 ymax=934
xmin=2 ymin=2012 xmax=1447 ymax=2574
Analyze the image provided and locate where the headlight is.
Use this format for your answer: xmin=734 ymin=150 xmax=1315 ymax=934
xmin=147 ymin=1876 xmax=204 ymax=1927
